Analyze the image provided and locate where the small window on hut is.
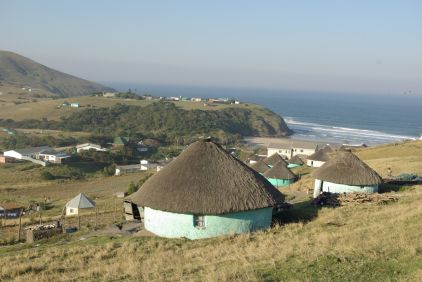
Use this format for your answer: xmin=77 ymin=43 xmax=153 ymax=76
xmin=193 ymin=215 xmax=205 ymax=229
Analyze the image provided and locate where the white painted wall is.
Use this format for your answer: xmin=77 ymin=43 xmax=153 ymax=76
xmin=268 ymin=147 xmax=316 ymax=159
xmin=4 ymin=150 xmax=23 ymax=159
xmin=76 ymin=145 xmax=107 ymax=153
xmin=313 ymin=179 xmax=378 ymax=198
xmin=306 ymin=159 xmax=325 ymax=167
xmin=66 ymin=206 xmax=78 ymax=216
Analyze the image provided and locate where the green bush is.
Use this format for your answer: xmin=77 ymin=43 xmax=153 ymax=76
xmin=41 ymin=171 xmax=55 ymax=180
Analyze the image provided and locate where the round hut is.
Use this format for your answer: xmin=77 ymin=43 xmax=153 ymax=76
xmin=288 ymin=155 xmax=304 ymax=168
xmin=250 ymin=160 xmax=270 ymax=174
xmin=130 ymin=139 xmax=284 ymax=239
xmin=263 ymin=153 xmax=288 ymax=168
xmin=306 ymin=146 xmax=334 ymax=167
xmin=312 ymin=151 xmax=383 ymax=198
xmin=263 ymin=161 xmax=297 ymax=186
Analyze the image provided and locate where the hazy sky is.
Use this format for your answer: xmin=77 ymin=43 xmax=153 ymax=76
xmin=1 ymin=0 xmax=421 ymax=95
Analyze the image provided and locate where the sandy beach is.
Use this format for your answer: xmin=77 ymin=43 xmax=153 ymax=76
xmin=244 ymin=136 xmax=341 ymax=148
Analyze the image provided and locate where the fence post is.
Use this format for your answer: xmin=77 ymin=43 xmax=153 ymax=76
xmin=114 ymin=199 xmax=117 ymax=223
xmin=17 ymin=208 xmax=23 ymax=242
xmin=95 ymin=207 xmax=98 ymax=229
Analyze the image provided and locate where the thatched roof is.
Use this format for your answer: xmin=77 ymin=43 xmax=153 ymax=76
xmin=263 ymin=161 xmax=297 ymax=180
xmin=263 ymin=153 xmax=288 ymax=166
xmin=307 ymin=146 xmax=334 ymax=162
xmin=250 ymin=160 xmax=270 ymax=174
xmin=312 ymin=151 xmax=383 ymax=185
xmin=130 ymin=140 xmax=284 ymax=214
xmin=289 ymin=155 xmax=304 ymax=165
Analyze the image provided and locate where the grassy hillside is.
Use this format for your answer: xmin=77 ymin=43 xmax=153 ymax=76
xmin=0 ymin=187 xmax=421 ymax=281
xmin=0 ymin=140 xmax=421 ymax=281
xmin=0 ymin=95 xmax=262 ymax=121
xmin=0 ymin=51 xmax=114 ymax=97
xmin=0 ymin=97 xmax=292 ymax=144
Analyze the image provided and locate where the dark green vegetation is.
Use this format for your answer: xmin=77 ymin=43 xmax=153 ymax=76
xmin=0 ymin=102 xmax=291 ymax=145
xmin=0 ymin=51 xmax=113 ymax=97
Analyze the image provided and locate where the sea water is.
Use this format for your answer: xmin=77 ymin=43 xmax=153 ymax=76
xmin=110 ymin=83 xmax=422 ymax=145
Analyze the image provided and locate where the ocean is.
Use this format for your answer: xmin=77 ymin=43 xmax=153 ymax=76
xmin=110 ymin=83 xmax=422 ymax=145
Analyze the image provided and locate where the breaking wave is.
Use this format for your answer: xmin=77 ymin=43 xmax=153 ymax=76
xmin=284 ymin=117 xmax=417 ymax=145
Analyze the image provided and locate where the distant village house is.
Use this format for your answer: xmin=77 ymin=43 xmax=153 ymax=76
xmin=76 ymin=143 xmax=108 ymax=153
xmin=0 ymin=203 xmax=24 ymax=218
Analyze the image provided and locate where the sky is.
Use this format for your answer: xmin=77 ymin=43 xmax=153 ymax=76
xmin=1 ymin=0 xmax=421 ymax=95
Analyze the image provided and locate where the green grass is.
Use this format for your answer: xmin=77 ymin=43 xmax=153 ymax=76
xmin=0 ymin=95 xmax=262 ymax=121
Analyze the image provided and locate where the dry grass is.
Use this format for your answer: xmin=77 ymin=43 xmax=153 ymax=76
xmin=0 ymin=140 xmax=421 ymax=281
xmin=0 ymin=187 xmax=421 ymax=281
xmin=356 ymin=140 xmax=422 ymax=177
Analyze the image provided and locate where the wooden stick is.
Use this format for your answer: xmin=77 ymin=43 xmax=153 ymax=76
xmin=17 ymin=208 xmax=23 ymax=242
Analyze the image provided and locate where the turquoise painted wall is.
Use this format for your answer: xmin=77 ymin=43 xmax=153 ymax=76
xmin=267 ymin=178 xmax=296 ymax=187
xmin=143 ymin=207 xmax=273 ymax=239
xmin=313 ymin=179 xmax=378 ymax=197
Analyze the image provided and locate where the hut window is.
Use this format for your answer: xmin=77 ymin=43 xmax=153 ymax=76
xmin=193 ymin=215 xmax=205 ymax=228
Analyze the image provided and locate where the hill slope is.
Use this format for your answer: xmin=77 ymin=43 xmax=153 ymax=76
xmin=0 ymin=100 xmax=292 ymax=142
xmin=0 ymin=51 xmax=114 ymax=97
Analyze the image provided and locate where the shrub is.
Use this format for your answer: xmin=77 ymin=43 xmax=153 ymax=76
xmin=127 ymin=181 xmax=138 ymax=195
xmin=41 ymin=171 xmax=55 ymax=180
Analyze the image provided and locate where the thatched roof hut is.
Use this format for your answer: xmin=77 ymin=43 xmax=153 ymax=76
xmin=264 ymin=161 xmax=297 ymax=180
xmin=288 ymin=155 xmax=304 ymax=165
xmin=131 ymin=139 xmax=284 ymax=215
xmin=263 ymin=153 xmax=288 ymax=167
xmin=312 ymin=151 xmax=383 ymax=186
xmin=250 ymin=160 xmax=270 ymax=174
xmin=307 ymin=146 xmax=334 ymax=162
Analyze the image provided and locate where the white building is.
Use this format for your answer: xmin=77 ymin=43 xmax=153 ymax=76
xmin=115 ymin=164 xmax=148 ymax=176
xmin=4 ymin=146 xmax=52 ymax=160
xmin=76 ymin=143 xmax=108 ymax=153
xmin=306 ymin=146 xmax=334 ymax=168
xmin=267 ymin=141 xmax=320 ymax=160
xmin=38 ymin=150 xmax=71 ymax=164
xmin=65 ymin=193 xmax=96 ymax=216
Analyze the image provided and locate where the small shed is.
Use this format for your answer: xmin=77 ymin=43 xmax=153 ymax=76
xmin=0 ymin=203 xmax=24 ymax=218
xmin=263 ymin=161 xmax=297 ymax=186
xmin=65 ymin=193 xmax=96 ymax=216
